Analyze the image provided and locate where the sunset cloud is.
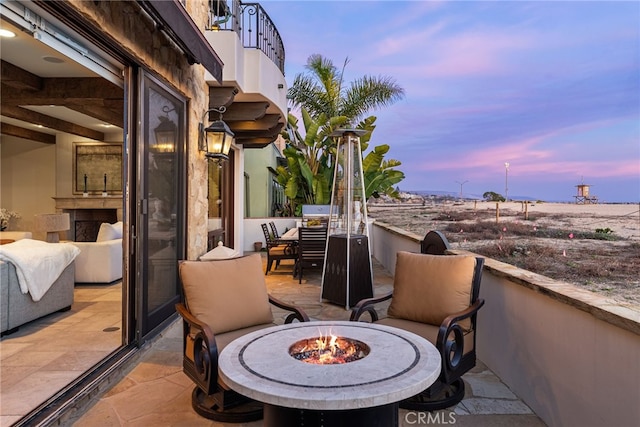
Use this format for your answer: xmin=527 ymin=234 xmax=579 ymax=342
xmin=264 ymin=0 xmax=640 ymax=202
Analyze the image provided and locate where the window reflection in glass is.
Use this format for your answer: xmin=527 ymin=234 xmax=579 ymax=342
xmin=147 ymin=87 xmax=180 ymax=313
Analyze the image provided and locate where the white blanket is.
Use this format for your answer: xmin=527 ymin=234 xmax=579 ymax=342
xmin=0 ymin=239 xmax=80 ymax=302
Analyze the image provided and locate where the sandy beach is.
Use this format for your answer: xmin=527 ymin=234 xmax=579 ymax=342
xmin=369 ymin=200 xmax=640 ymax=239
xmin=449 ymin=201 xmax=638 ymax=239
xmin=368 ymin=200 xmax=640 ymax=305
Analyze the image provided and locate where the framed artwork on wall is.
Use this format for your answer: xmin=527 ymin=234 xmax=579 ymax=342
xmin=73 ymin=142 xmax=123 ymax=195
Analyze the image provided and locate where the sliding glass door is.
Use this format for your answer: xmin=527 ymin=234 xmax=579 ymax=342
xmin=135 ymin=71 xmax=186 ymax=339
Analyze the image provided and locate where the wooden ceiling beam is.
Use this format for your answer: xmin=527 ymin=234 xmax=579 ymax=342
xmin=1 ymin=78 xmax=123 ymax=102
xmin=226 ymin=114 xmax=282 ymax=131
xmin=208 ymin=86 xmax=238 ymax=108
xmin=233 ymin=123 xmax=283 ymax=139
xmin=0 ymin=62 xmax=123 ymax=136
xmin=43 ymin=77 xmax=123 ymax=100
xmin=1 ymin=122 xmax=56 ymax=144
xmin=212 ymin=102 xmax=269 ymax=121
xmin=0 ymin=60 xmax=42 ymax=90
xmin=235 ymin=135 xmax=278 ymax=148
xmin=1 ymin=105 xmax=105 ymax=140
xmin=66 ymin=104 xmax=124 ymax=128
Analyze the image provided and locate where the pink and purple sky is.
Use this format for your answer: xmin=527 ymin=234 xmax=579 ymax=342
xmin=262 ymin=0 xmax=639 ymax=202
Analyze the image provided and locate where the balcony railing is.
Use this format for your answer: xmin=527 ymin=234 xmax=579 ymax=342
xmin=208 ymin=0 xmax=285 ymax=74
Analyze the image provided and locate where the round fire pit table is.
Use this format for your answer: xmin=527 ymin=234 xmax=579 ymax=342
xmin=218 ymin=320 xmax=441 ymax=427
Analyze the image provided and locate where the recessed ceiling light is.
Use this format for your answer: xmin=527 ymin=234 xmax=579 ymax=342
xmin=0 ymin=29 xmax=16 ymax=38
xmin=43 ymin=56 xmax=65 ymax=64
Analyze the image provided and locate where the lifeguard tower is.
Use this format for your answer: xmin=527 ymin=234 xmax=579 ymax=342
xmin=574 ymin=183 xmax=598 ymax=204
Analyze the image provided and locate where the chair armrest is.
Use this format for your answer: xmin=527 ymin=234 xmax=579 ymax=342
xmin=268 ymin=295 xmax=310 ymax=323
xmin=272 ymin=238 xmax=295 ymax=246
xmin=270 ymin=239 xmax=298 ymax=251
xmin=349 ymin=291 xmax=393 ymax=322
xmin=175 ymin=302 xmax=219 ymax=392
xmin=438 ymin=298 xmax=485 ymax=338
xmin=435 ymin=299 xmax=485 ymax=371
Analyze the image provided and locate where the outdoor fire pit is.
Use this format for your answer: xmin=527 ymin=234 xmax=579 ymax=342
xmin=218 ymin=321 xmax=441 ymax=427
xmin=289 ymin=332 xmax=370 ymax=364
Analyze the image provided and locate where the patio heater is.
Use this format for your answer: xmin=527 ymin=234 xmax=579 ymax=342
xmin=321 ymin=129 xmax=373 ymax=309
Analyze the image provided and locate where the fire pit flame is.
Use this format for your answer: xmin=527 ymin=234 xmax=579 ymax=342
xmin=289 ymin=332 xmax=370 ymax=365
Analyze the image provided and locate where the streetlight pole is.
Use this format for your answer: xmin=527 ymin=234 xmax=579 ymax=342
xmin=456 ymin=180 xmax=468 ymax=200
xmin=504 ymin=162 xmax=510 ymax=202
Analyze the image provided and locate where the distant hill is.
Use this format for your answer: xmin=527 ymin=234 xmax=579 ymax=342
xmin=404 ymin=190 xmax=539 ymax=202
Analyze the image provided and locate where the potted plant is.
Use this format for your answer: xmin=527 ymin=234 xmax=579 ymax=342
xmin=0 ymin=208 xmax=20 ymax=231
xmin=254 ymin=241 xmax=263 ymax=252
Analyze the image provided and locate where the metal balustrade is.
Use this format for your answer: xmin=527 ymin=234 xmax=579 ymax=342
xmin=208 ymin=0 xmax=285 ymax=74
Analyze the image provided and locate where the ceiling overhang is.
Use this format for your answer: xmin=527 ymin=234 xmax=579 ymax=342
xmin=137 ymin=0 xmax=224 ymax=82
xmin=208 ymin=86 xmax=285 ymax=149
xmin=1 ymin=59 xmax=123 ymax=139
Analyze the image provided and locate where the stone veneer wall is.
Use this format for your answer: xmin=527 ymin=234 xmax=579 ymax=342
xmin=66 ymin=0 xmax=210 ymax=259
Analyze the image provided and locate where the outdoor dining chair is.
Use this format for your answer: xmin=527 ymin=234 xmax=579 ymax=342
xmin=260 ymin=223 xmax=297 ymax=275
xmin=268 ymin=221 xmax=280 ymax=239
xmin=296 ymin=226 xmax=328 ymax=284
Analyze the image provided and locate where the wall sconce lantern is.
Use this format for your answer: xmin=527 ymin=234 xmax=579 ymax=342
xmin=153 ymin=106 xmax=177 ymax=153
xmin=199 ymin=106 xmax=234 ymax=161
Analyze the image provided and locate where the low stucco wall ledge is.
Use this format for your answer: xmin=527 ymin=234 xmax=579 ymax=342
xmin=449 ymin=249 xmax=640 ymax=337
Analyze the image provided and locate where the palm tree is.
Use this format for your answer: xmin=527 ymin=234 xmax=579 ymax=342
xmin=280 ymin=54 xmax=406 ymax=212
xmin=277 ymin=109 xmax=405 ymax=215
xmin=275 ymin=110 xmax=350 ymax=216
xmin=288 ymin=54 xmax=405 ymax=125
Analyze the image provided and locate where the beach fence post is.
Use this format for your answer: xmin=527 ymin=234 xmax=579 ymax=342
xmin=496 ymin=202 xmax=500 ymax=223
xmin=524 ymin=201 xmax=529 ymax=220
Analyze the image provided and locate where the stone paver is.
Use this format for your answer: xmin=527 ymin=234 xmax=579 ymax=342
xmin=72 ymin=254 xmax=546 ymax=426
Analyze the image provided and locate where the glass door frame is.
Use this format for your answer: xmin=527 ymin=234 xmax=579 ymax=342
xmin=135 ymin=70 xmax=187 ymax=341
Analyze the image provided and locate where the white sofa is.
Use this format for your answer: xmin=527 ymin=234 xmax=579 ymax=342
xmin=72 ymin=222 xmax=123 ymax=283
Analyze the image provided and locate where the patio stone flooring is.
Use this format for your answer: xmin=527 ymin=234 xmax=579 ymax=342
xmin=72 ymin=254 xmax=546 ymax=426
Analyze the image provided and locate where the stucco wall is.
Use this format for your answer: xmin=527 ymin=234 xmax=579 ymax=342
xmin=204 ymin=31 xmax=288 ymax=115
xmin=0 ymin=139 xmax=56 ymax=237
xmin=243 ymin=217 xmax=299 ymax=253
xmin=244 ymin=144 xmax=282 ymax=218
xmin=371 ymin=221 xmax=640 ymax=427
xmin=369 ymin=220 xmax=422 ymax=275
xmin=478 ymin=262 xmax=640 ymax=427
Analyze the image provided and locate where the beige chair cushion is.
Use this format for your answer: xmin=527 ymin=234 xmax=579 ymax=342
xmin=387 ymin=252 xmax=476 ymax=328
xmin=377 ymin=317 xmax=474 ymax=355
xmin=185 ymin=322 xmax=276 ymax=363
xmin=179 ymin=254 xmax=274 ymax=335
xmin=269 ymin=244 xmax=296 ymax=255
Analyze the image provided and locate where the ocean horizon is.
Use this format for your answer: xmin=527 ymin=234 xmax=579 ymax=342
xmin=403 ymin=190 xmax=639 ymax=205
